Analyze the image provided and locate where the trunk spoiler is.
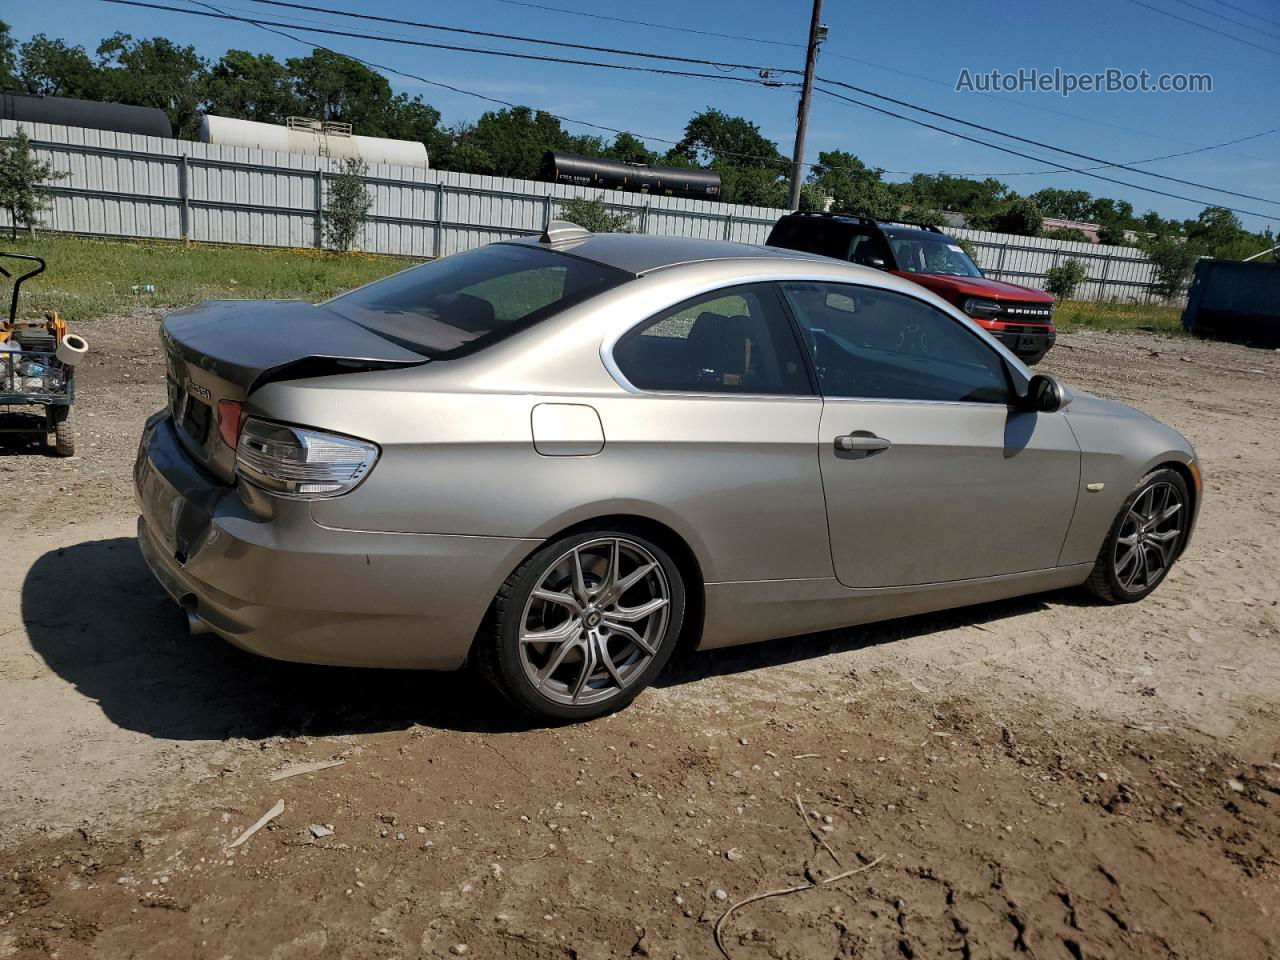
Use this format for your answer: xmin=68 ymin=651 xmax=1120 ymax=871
xmin=161 ymin=300 xmax=428 ymax=394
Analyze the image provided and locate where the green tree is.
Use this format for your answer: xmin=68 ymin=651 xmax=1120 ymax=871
xmin=0 ymin=127 xmax=67 ymax=239
xmin=673 ymin=108 xmax=785 ymax=170
xmin=603 ymin=132 xmax=658 ymax=165
xmin=206 ymin=50 xmax=297 ymax=122
xmin=1029 ymin=188 xmax=1094 ymax=221
xmin=321 ymin=158 xmax=372 ymax=251
xmin=0 ymin=21 xmax=17 ymax=91
xmin=1097 ymin=221 xmax=1131 ymax=246
xmin=1044 ymin=259 xmax=1088 ymax=299
xmin=288 ymin=49 xmax=391 ymax=129
xmin=906 ymin=173 xmax=1006 ymax=213
xmin=17 ymin=35 xmax=101 ymax=98
xmin=96 ymin=34 xmax=208 ymax=139
xmin=672 ymin=109 xmax=787 ymax=206
xmin=457 ymin=107 xmax=570 ymax=178
xmin=1184 ymin=206 xmax=1257 ymax=259
xmin=807 ymin=150 xmax=897 ymax=218
xmin=975 ymin=196 xmax=1043 ymax=237
xmin=1139 ymin=235 xmax=1201 ymax=302
xmin=1042 ymin=226 xmax=1091 ymax=243
xmin=558 ymin=195 xmax=636 ymax=233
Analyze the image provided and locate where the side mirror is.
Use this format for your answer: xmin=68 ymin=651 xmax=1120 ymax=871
xmin=1025 ymin=373 xmax=1067 ymax=413
xmin=865 ymin=257 xmax=887 ymax=269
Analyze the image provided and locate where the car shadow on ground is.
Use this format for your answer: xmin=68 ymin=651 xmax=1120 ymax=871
xmin=22 ymin=537 xmax=1091 ymax=741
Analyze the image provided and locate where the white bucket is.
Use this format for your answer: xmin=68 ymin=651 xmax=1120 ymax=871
xmin=56 ymin=334 xmax=89 ymax=366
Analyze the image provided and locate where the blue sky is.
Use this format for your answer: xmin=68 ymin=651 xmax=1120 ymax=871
xmin=8 ymin=0 xmax=1279 ymax=232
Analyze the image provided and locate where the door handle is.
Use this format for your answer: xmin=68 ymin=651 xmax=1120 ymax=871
xmin=834 ymin=433 xmax=891 ymax=453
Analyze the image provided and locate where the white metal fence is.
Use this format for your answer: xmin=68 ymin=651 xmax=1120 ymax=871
xmin=950 ymin=227 xmax=1159 ymax=303
xmin=1 ymin=119 xmax=1159 ymax=301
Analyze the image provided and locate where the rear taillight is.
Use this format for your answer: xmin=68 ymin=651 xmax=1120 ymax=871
xmin=234 ymin=418 xmax=378 ymax=499
xmin=217 ymin=399 xmax=245 ymax=449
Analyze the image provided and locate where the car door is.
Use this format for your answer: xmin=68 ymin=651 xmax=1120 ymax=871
xmin=606 ymin=282 xmax=830 ymax=584
xmin=778 ymin=280 xmax=1080 ymax=589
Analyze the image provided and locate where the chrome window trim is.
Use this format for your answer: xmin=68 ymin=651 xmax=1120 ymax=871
xmin=600 ymin=272 xmax=1030 ymax=400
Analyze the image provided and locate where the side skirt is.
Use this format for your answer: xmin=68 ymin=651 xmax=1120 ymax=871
xmin=698 ymin=564 xmax=1093 ymax=650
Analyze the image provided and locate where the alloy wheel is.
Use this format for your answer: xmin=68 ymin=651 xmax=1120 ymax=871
xmin=518 ymin=537 xmax=671 ymax=707
xmin=1112 ymin=480 xmax=1185 ymax=593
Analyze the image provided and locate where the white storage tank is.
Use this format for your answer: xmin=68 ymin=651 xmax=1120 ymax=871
xmin=200 ymin=115 xmax=429 ymax=168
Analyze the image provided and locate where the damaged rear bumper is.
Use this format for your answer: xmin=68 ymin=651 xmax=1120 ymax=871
xmin=134 ymin=412 xmax=536 ymax=670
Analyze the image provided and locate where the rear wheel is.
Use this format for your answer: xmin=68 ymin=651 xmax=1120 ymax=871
xmin=1086 ymin=468 xmax=1189 ymax=603
xmin=49 ymin=405 xmax=75 ymax=457
xmin=478 ymin=530 xmax=686 ymax=722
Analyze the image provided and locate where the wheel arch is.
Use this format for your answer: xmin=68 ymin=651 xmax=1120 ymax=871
xmin=1151 ymin=458 xmax=1200 ymax=557
xmin=468 ymin=511 xmax=707 ymax=664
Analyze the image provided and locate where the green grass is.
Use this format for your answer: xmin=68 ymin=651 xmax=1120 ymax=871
xmin=1 ymin=235 xmax=417 ymax=323
xmin=1054 ymin=300 xmax=1186 ymax=336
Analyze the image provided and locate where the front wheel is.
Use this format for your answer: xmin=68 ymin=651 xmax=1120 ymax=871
xmin=477 ymin=530 xmax=686 ymax=722
xmin=1086 ymin=468 xmax=1190 ymax=603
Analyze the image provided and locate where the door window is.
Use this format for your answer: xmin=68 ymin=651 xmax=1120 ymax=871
xmin=613 ymin=284 xmax=812 ymax=395
xmin=779 ymin=281 xmax=1010 ymax=404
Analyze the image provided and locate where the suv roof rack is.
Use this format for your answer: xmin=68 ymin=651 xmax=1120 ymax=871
xmin=784 ymin=210 xmax=944 ymax=234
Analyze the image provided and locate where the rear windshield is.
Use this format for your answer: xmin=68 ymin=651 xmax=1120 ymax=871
xmin=323 ymin=244 xmax=630 ymax=358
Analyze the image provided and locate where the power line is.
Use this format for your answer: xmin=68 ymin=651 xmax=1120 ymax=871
xmin=817 ymin=76 xmax=1280 ymax=206
xmin=815 ymin=86 xmax=1277 ymax=220
xmin=102 ymin=0 xmax=803 ymax=88
xmin=491 ymin=0 xmax=804 ymax=49
xmin=1200 ymin=0 xmax=1280 ymax=30
xmin=822 ymin=50 xmax=1276 ymax=165
xmin=894 ymin=127 xmax=1280 ymax=179
xmin=241 ymin=0 xmax=798 ymax=74
xmin=1168 ymin=0 xmax=1280 ymax=39
xmin=481 ymin=0 xmax=1278 ymax=164
xmin=1120 ymin=0 xmax=1280 ymax=57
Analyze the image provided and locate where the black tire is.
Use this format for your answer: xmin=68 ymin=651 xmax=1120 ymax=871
xmin=1086 ymin=468 xmax=1190 ymax=603
xmin=477 ymin=529 xmax=686 ymax=723
xmin=50 ymin=405 xmax=75 ymax=457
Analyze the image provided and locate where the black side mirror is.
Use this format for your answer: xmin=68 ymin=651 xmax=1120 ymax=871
xmin=865 ymin=257 xmax=887 ymax=269
xmin=1025 ymin=373 xmax=1067 ymax=412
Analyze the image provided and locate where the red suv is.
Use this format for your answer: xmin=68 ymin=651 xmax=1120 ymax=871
xmin=766 ymin=212 xmax=1056 ymax=364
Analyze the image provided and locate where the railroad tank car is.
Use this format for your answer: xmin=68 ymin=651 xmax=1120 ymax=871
xmin=201 ymin=115 xmax=429 ymax=167
xmin=541 ymin=151 xmax=721 ymax=200
xmin=0 ymin=93 xmax=172 ymax=137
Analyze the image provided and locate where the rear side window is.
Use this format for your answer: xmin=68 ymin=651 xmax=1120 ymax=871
xmin=613 ymin=284 xmax=812 ymax=395
xmin=324 ymin=244 xmax=629 ymax=357
xmin=767 ymin=218 xmax=889 ymax=267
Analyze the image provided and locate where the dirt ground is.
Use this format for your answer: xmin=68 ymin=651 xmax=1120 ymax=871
xmin=1 ymin=313 xmax=1277 ymax=960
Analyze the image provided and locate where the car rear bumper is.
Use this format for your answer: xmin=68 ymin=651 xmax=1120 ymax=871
xmin=134 ymin=412 xmax=536 ymax=669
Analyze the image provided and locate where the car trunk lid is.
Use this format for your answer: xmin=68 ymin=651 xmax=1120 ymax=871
xmin=161 ymin=299 xmax=427 ymax=482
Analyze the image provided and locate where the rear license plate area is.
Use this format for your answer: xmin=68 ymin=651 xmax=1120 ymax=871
xmin=183 ymin=396 xmax=212 ymax=445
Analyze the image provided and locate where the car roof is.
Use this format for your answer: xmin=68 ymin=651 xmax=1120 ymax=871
xmin=506 ymin=233 xmax=833 ymax=277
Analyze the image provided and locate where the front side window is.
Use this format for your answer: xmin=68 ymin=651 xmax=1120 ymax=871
xmin=779 ymin=281 xmax=1010 ymax=404
xmin=324 ymin=244 xmax=629 ymax=357
xmin=613 ymin=284 xmax=811 ymax=395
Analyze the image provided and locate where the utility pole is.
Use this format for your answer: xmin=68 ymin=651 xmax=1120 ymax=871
xmin=787 ymin=0 xmax=826 ymax=211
